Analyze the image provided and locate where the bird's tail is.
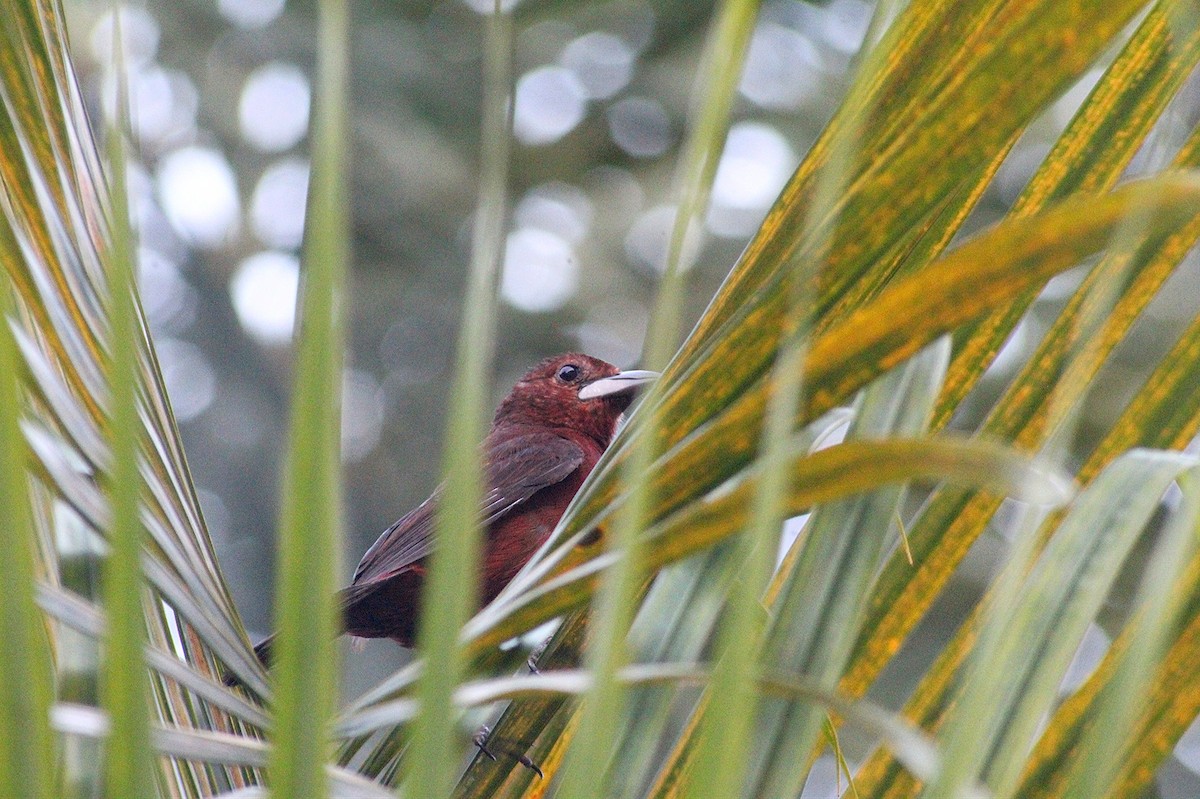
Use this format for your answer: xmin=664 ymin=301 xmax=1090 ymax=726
xmin=222 ymin=633 xmax=276 ymax=688
xmin=252 ymin=634 xmax=275 ymax=669
xmin=223 ymin=588 xmax=359 ymax=689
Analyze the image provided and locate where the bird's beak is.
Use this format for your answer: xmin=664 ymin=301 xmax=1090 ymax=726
xmin=578 ymin=369 xmax=659 ymax=400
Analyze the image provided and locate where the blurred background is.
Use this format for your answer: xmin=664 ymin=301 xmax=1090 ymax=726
xmin=65 ymin=0 xmax=1200 ymax=795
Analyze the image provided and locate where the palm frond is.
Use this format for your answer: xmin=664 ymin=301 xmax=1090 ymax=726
xmin=6 ymin=0 xmax=1200 ymax=798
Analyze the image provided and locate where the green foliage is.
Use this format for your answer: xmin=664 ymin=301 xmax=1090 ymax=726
xmin=99 ymin=28 xmax=156 ymax=799
xmin=265 ymin=0 xmax=350 ymax=797
xmin=4 ymin=0 xmax=1200 ymax=798
xmin=408 ymin=5 xmax=511 ymax=798
xmin=0 ymin=221 xmax=54 ymax=799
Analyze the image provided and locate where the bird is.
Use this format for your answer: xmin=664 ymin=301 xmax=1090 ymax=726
xmin=239 ymin=353 xmax=657 ymax=676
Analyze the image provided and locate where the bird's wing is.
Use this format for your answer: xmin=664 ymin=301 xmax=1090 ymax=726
xmin=350 ymin=431 xmax=584 ymax=586
xmin=478 ymin=431 xmax=586 ymax=520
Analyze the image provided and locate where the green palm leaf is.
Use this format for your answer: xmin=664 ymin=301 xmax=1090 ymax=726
xmin=6 ymin=1 xmax=1200 ymax=798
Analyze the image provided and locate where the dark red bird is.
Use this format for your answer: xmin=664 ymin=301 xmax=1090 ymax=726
xmin=246 ymin=353 xmax=655 ymax=670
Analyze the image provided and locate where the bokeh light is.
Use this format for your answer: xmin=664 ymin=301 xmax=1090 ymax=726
xmin=606 ymin=96 xmax=672 ymax=158
xmin=625 ymin=205 xmax=703 ymax=274
xmin=707 ymin=121 xmax=797 ymax=238
xmin=155 ymin=338 xmax=216 ymax=422
xmin=460 ymin=0 xmax=523 ymax=15
xmin=1058 ymin=623 xmax=1109 ymax=694
xmin=342 ymin=370 xmax=386 ymax=463
xmin=195 ymin=489 xmax=232 ymax=544
xmin=501 ymin=227 xmax=579 ymax=312
xmin=818 ymin=0 xmax=872 ymax=53
xmin=217 ymin=0 xmax=286 ymax=29
xmin=100 ymin=65 xmax=198 ymax=145
xmin=739 ymin=22 xmax=822 ymax=110
xmin=89 ymin=6 xmax=159 ymax=67
xmin=156 ymin=147 xmax=241 ymax=248
xmin=799 ymin=756 xmax=842 ymax=799
xmin=1177 ymin=716 xmax=1200 ymax=777
xmin=137 ymin=247 xmax=195 ymax=332
xmin=250 ymin=159 xmax=310 ymax=249
xmin=239 ymin=63 xmax=311 ymax=152
xmin=513 ymin=65 xmax=588 ymax=146
xmin=513 ymin=182 xmax=593 ymax=244
xmin=229 ymin=251 xmax=300 ymax=345
xmin=560 ymin=32 xmax=635 ymax=100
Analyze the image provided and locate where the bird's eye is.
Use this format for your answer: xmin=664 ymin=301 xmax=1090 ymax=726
xmin=556 ymin=364 xmax=581 ymax=383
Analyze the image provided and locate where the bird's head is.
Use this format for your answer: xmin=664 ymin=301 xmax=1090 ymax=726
xmin=494 ymin=353 xmax=658 ymax=446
